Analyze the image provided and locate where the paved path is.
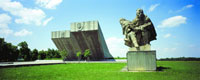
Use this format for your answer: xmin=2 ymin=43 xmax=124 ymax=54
xmin=65 ymin=59 xmax=126 ymax=63
xmin=0 ymin=60 xmax=64 ymax=68
xmin=0 ymin=59 xmax=127 ymax=68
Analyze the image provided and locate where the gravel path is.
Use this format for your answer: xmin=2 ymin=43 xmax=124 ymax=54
xmin=0 ymin=59 xmax=127 ymax=68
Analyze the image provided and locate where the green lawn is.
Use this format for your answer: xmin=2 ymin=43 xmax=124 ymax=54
xmin=0 ymin=61 xmax=200 ymax=80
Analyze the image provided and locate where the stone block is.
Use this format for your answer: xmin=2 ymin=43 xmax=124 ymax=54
xmin=127 ymin=51 xmax=156 ymax=71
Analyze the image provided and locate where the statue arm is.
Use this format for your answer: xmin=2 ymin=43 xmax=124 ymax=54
xmin=140 ymin=22 xmax=151 ymax=30
xmin=134 ymin=27 xmax=141 ymax=30
xmin=139 ymin=15 xmax=153 ymax=30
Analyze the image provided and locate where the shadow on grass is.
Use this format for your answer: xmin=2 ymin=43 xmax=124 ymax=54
xmin=156 ymin=66 xmax=171 ymax=71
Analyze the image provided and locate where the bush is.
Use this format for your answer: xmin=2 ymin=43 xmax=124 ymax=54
xmin=76 ymin=51 xmax=81 ymax=62
xmin=84 ymin=49 xmax=91 ymax=61
xmin=59 ymin=50 xmax=68 ymax=60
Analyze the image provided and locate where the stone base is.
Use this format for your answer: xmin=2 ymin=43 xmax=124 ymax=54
xmin=127 ymin=51 xmax=156 ymax=71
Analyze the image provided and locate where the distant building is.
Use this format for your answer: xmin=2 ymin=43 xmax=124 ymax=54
xmin=51 ymin=21 xmax=113 ymax=60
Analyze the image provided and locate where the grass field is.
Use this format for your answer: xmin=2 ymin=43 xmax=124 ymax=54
xmin=0 ymin=61 xmax=200 ymax=80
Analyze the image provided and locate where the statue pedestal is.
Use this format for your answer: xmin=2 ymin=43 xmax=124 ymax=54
xmin=127 ymin=51 xmax=156 ymax=71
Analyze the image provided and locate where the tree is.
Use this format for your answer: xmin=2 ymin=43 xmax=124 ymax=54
xmin=46 ymin=48 xmax=51 ymax=59
xmin=0 ymin=38 xmax=4 ymax=61
xmin=59 ymin=50 xmax=68 ymax=61
xmin=18 ymin=41 xmax=31 ymax=61
xmin=84 ymin=49 xmax=91 ymax=61
xmin=31 ymin=49 xmax=38 ymax=60
xmin=54 ymin=50 xmax=61 ymax=58
xmin=45 ymin=48 xmax=61 ymax=59
xmin=38 ymin=50 xmax=46 ymax=60
xmin=4 ymin=43 xmax=12 ymax=61
xmin=76 ymin=51 xmax=81 ymax=63
xmin=0 ymin=38 xmax=19 ymax=62
xmin=10 ymin=45 xmax=19 ymax=61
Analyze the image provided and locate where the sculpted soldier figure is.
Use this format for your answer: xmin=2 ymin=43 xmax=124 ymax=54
xmin=120 ymin=9 xmax=157 ymax=51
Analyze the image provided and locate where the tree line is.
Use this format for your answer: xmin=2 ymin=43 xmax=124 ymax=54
xmin=0 ymin=38 xmax=61 ymax=62
xmin=158 ymin=57 xmax=200 ymax=61
xmin=0 ymin=38 xmax=92 ymax=62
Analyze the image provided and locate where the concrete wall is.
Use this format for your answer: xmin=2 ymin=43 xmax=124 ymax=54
xmin=51 ymin=21 xmax=113 ymax=60
xmin=127 ymin=51 xmax=156 ymax=71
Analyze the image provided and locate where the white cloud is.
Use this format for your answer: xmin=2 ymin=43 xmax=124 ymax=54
xmin=0 ymin=0 xmax=48 ymax=26
xmin=43 ymin=17 xmax=53 ymax=26
xmin=14 ymin=29 xmax=32 ymax=37
xmin=164 ymin=33 xmax=171 ymax=38
xmin=0 ymin=14 xmax=11 ymax=29
xmin=186 ymin=5 xmax=193 ymax=8
xmin=149 ymin=4 xmax=160 ymax=12
xmin=36 ymin=0 xmax=62 ymax=9
xmin=158 ymin=16 xmax=186 ymax=28
xmin=106 ymin=37 xmax=128 ymax=57
xmin=163 ymin=47 xmax=177 ymax=52
xmin=0 ymin=13 xmax=13 ymax=37
xmin=177 ymin=4 xmax=193 ymax=12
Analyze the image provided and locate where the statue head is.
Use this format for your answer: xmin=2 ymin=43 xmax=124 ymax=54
xmin=120 ymin=18 xmax=126 ymax=22
xmin=136 ymin=9 xmax=144 ymax=19
xmin=119 ymin=18 xmax=126 ymax=24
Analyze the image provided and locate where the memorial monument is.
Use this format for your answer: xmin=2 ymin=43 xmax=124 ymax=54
xmin=120 ymin=9 xmax=157 ymax=71
xmin=51 ymin=21 xmax=113 ymax=61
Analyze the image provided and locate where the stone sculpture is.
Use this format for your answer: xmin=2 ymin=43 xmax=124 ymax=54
xmin=120 ymin=9 xmax=157 ymax=51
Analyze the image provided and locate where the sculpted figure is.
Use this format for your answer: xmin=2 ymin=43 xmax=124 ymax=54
xmin=120 ymin=18 xmax=140 ymax=47
xmin=120 ymin=9 xmax=157 ymax=50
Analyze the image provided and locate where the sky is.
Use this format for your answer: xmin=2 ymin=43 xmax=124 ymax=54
xmin=0 ymin=0 xmax=200 ymax=59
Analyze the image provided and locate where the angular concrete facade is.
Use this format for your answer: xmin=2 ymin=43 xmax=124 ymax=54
xmin=51 ymin=21 xmax=113 ymax=60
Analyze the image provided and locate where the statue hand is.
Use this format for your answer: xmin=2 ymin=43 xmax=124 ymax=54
xmin=139 ymin=25 xmax=145 ymax=30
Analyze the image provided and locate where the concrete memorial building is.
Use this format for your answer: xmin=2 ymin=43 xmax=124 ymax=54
xmin=51 ymin=21 xmax=113 ymax=61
